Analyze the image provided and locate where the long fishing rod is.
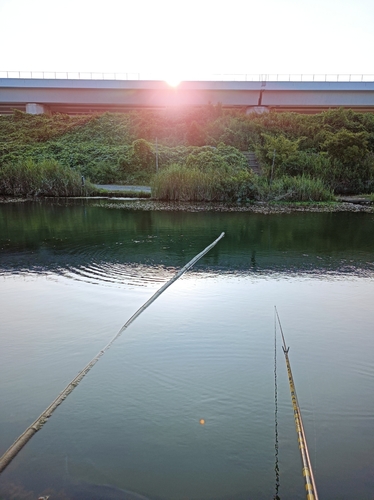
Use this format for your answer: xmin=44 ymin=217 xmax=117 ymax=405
xmin=275 ymin=307 xmax=318 ymax=500
xmin=0 ymin=232 xmax=225 ymax=474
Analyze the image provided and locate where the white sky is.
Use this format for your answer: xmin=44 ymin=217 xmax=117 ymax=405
xmin=0 ymin=0 xmax=373 ymax=81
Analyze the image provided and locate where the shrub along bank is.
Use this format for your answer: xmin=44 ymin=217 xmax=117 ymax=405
xmin=151 ymin=165 xmax=334 ymax=202
xmin=0 ymin=159 xmax=94 ymax=197
xmin=0 ymin=107 xmax=373 ymax=200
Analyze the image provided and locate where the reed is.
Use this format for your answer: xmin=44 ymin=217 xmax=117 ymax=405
xmin=0 ymin=159 xmax=92 ymax=197
xmin=152 ymin=163 xmax=333 ymax=203
xmin=151 ymin=164 xmax=214 ymax=201
xmin=258 ymin=175 xmax=335 ymax=202
xmin=151 ymin=163 xmax=256 ymax=202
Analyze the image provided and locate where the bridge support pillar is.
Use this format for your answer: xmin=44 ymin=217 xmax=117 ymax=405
xmin=246 ymin=106 xmax=269 ymax=114
xmin=26 ymin=103 xmax=48 ymax=115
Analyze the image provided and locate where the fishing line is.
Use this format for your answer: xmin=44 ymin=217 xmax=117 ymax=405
xmin=274 ymin=307 xmax=280 ymax=500
xmin=304 ymin=355 xmax=318 ymax=479
xmin=0 ymin=232 xmax=225 ymax=474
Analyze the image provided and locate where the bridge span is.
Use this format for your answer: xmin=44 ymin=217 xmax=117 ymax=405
xmin=0 ymin=78 xmax=373 ymax=115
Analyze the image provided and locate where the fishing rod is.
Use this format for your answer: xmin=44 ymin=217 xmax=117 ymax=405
xmin=0 ymin=232 xmax=225 ymax=474
xmin=275 ymin=307 xmax=318 ymax=500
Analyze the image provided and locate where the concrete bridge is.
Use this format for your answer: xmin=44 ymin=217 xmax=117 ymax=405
xmin=1 ymin=77 xmax=374 ymax=115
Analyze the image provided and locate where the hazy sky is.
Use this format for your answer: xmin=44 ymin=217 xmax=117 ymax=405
xmin=0 ymin=0 xmax=373 ymax=81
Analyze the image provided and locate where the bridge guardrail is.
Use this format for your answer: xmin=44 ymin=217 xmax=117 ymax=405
xmin=0 ymin=71 xmax=373 ymax=82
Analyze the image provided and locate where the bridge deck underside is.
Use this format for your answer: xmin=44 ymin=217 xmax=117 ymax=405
xmin=1 ymin=80 xmax=373 ymax=115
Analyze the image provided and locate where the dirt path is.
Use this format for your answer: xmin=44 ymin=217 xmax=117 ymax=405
xmin=94 ymin=184 xmax=151 ymax=193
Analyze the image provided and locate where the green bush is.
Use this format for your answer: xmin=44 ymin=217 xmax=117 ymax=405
xmin=2 ymin=107 xmax=374 ymax=194
xmin=255 ymin=128 xmax=374 ymax=194
xmin=185 ymin=144 xmax=247 ymax=172
xmin=131 ymin=139 xmax=155 ymax=173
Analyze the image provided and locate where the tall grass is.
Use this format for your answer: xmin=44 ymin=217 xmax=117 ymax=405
xmin=0 ymin=159 xmax=92 ymax=197
xmin=254 ymin=175 xmax=335 ymax=202
xmin=151 ymin=164 xmax=257 ymax=202
xmin=151 ymin=164 xmax=220 ymax=201
xmin=151 ymin=164 xmax=334 ymax=202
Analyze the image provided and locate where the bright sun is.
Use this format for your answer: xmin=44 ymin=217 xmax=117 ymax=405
xmin=165 ymin=77 xmax=181 ymax=87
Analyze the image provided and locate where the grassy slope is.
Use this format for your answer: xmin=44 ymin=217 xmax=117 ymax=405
xmin=1 ymin=107 xmax=374 ymax=198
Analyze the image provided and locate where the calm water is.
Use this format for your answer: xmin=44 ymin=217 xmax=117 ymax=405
xmin=0 ymin=200 xmax=373 ymax=500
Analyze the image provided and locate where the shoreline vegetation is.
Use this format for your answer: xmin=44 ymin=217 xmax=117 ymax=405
xmin=1 ymin=107 xmax=374 ymax=206
xmin=95 ymin=200 xmax=374 ymax=213
xmin=1 ymin=197 xmax=372 ymax=214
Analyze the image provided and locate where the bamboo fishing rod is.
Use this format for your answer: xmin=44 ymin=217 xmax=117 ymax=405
xmin=275 ymin=307 xmax=318 ymax=500
xmin=0 ymin=232 xmax=225 ymax=474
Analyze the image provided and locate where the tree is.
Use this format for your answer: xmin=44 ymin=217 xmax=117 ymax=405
xmin=321 ymin=129 xmax=369 ymax=165
xmin=131 ymin=139 xmax=154 ymax=172
xmin=186 ymin=121 xmax=206 ymax=146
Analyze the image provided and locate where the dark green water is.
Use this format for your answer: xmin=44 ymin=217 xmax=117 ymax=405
xmin=1 ymin=200 xmax=374 ymax=276
xmin=0 ymin=200 xmax=373 ymax=499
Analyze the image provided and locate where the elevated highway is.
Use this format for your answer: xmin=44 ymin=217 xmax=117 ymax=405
xmin=0 ymin=78 xmax=374 ymax=115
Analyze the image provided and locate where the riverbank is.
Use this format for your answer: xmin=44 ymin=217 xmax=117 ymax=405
xmin=94 ymin=184 xmax=151 ymax=193
xmin=1 ymin=183 xmax=372 ymax=213
xmin=2 ymin=195 xmax=372 ymax=214
xmin=95 ymin=199 xmax=374 ymax=213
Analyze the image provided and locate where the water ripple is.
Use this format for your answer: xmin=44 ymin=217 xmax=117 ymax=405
xmin=60 ymin=261 xmax=174 ymax=287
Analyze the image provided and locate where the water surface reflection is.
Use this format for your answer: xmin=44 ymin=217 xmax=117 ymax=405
xmin=0 ymin=200 xmax=373 ymax=500
xmin=1 ymin=200 xmax=373 ymax=280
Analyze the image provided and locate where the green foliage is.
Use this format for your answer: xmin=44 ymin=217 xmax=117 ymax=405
xmin=254 ymin=118 xmax=374 ymax=193
xmin=151 ymin=143 xmax=253 ymax=201
xmin=185 ymin=144 xmax=247 ymax=172
xmin=157 ymin=145 xmax=194 ymax=169
xmin=0 ymin=112 xmax=91 ymax=144
xmin=151 ymin=164 xmax=214 ymax=201
xmin=0 ymin=159 xmax=92 ymax=197
xmin=151 ymin=163 xmax=255 ymax=202
xmin=186 ymin=120 xmax=207 ymax=146
xmin=257 ymin=133 xmax=302 ymax=177
xmin=252 ymin=175 xmax=334 ymax=202
xmin=131 ymin=139 xmax=155 ymax=173
xmin=320 ymin=107 xmax=368 ymax=133
xmin=152 ymin=162 xmax=333 ymax=202
xmin=1 ymin=106 xmax=374 ymax=194
xmin=151 ymin=132 xmax=333 ymax=203
xmin=216 ymin=143 xmax=248 ymax=169
xmin=205 ymin=115 xmax=256 ymax=149
xmin=62 ymin=113 xmax=133 ymax=145
xmin=185 ymin=149 xmax=228 ymax=172
xmin=321 ymin=129 xmax=369 ymax=165
xmin=0 ymin=113 xmax=135 ymax=184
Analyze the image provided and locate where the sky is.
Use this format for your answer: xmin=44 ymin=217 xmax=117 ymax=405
xmin=0 ymin=0 xmax=373 ymax=82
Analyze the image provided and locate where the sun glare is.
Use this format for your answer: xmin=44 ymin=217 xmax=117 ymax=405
xmin=165 ymin=77 xmax=181 ymax=87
